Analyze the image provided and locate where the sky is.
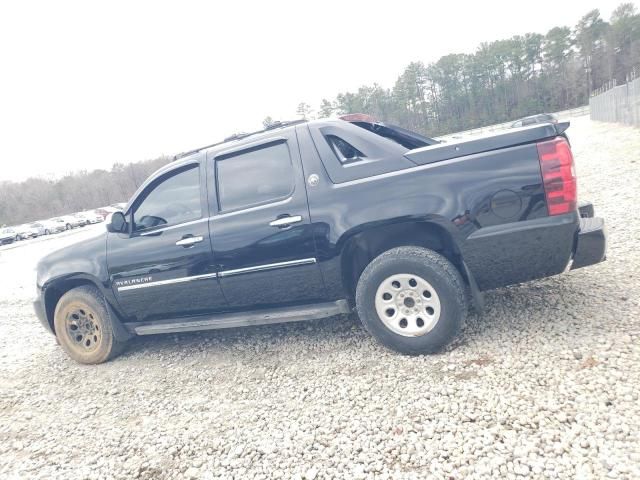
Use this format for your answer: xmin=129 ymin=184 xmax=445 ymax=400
xmin=0 ymin=0 xmax=629 ymax=182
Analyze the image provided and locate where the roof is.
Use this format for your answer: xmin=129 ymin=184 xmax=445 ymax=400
xmin=172 ymin=119 xmax=308 ymax=162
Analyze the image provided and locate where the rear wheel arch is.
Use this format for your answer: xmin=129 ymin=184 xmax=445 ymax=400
xmin=355 ymin=246 xmax=467 ymax=354
xmin=340 ymin=221 xmax=467 ymax=298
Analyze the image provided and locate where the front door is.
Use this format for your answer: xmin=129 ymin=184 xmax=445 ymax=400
xmin=207 ymin=133 xmax=326 ymax=309
xmin=108 ymin=160 xmax=226 ymax=321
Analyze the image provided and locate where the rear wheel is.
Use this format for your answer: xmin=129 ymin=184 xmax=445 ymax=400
xmin=355 ymin=246 xmax=466 ymax=354
xmin=45 ymin=229 xmax=50 ymax=235
xmin=65 ymin=224 xmax=71 ymax=230
xmin=53 ymin=286 xmax=127 ymax=364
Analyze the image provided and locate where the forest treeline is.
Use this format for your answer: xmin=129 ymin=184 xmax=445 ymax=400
xmin=297 ymin=3 xmax=640 ymax=136
xmin=0 ymin=158 xmax=170 ymax=225
xmin=2 ymin=4 xmax=638 ymax=226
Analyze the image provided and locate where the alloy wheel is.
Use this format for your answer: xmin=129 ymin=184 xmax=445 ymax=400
xmin=374 ymin=273 xmax=442 ymax=337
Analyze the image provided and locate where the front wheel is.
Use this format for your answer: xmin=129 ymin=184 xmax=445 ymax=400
xmin=53 ymin=285 xmax=127 ymax=364
xmin=355 ymin=246 xmax=467 ymax=355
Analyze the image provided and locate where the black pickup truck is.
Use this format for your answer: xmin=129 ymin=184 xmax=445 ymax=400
xmin=34 ymin=115 xmax=606 ymax=364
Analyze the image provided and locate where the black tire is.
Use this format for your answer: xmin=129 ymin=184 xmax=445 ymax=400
xmin=45 ymin=229 xmax=50 ymax=235
xmin=53 ymin=285 xmax=127 ymax=364
xmin=355 ymin=246 xmax=467 ymax=355
xmin=65 ymin=224 xmax=71 ymax=230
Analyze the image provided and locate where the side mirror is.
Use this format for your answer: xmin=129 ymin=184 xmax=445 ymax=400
xmin=106 ymin=211 xmax=127 ymax=233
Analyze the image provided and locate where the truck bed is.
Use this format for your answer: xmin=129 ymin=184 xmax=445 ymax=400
xmin=406 ymin=123 xmax=567 ymax=165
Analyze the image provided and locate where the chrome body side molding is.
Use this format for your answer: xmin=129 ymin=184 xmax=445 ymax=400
xmin=117 ymin=273 xmax=218 ymax=291
xmin=115 ymin=258 xmax=317 ymax=292
xmin=218 ymin=258 xmax=316 ymax=277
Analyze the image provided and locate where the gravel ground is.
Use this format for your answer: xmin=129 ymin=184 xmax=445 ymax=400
xmin=1 ymin=117 xmax=639 ymax=480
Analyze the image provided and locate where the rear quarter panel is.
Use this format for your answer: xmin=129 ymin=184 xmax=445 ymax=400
xmin=298 ymin=125 xmax=574 ymax=294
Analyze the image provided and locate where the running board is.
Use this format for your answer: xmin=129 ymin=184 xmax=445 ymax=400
xmin=129 ymin=300 xmax=351 ymax=336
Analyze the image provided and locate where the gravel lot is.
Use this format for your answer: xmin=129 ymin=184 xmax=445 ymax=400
xmin=1 ymin=117 xmax=639 ymax=479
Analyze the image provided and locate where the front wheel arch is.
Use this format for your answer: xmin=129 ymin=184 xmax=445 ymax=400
xmin=44 ymin=278 xmax=133 ymax=341
xmin=54 ymin=285 xmax=128 ymax=364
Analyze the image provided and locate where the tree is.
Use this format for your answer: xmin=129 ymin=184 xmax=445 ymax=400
xmin=318 ymin=99 xmax=335 ymax=118
xmin=609 ymin=3 xmax=640 ymax=82
xmin=296 ymin=102 xmax=313 ymax=119
xmin=575 ymin=9 xmax=608 ymax=91
xmin=523 ymin=33 xmax=544 ymax=77
xmin=306 ymin=4 xmax=633 ymax=138
xmin=0 ymin=156 xmax=171 ymax=226
xmin=262 ymin=116 xmax=276 ymax=128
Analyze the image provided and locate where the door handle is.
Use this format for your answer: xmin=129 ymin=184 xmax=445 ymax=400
xmin=175 ymin=235 xmax=204 ymax=247
xmin=269 ymin=215 xmax=302 ymax=228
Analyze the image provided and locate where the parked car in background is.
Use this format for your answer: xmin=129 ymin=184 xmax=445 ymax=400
xmin=0 ymin=228 xmax=16 ymax=245
xmin=510 ymin=113 xmax=558 ymax=128
xmin=76 ymin=211 xmax=103 ymax=224
xmin=42 ymin=219 xmax=67 ymax=234
xmin=29 ymin=223 xmax=47 ymax=236
xmin=53 ymin=216 xmax=83 ymax=230
xmin=14 ymin=224 xmax=41 ymax=240
xmin=95 ymin=206 xmax=120 ymax=219
xmin=71 ymin=213 xmax=88 ymax=227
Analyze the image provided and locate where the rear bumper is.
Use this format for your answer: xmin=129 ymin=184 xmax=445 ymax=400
xmin=571 ymin=216 xmax=606 ymax=270
xmin=463 ymin=203 xmax=606 ymax=290
xmin=578 ymin=200 xmax=594 ymax=219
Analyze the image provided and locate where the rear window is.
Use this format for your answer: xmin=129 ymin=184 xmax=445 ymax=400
xmin=348 ymin=122 xmax=438 ymax=149
xmin=326 ymin=135 xmax=365 ymax=164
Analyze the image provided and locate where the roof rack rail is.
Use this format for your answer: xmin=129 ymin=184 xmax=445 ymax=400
xmin=172 ymin=119 xmax=307 ymax=161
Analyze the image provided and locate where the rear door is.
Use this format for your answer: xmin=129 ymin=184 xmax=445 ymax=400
xmin=107 ymin=160 xmax=226 ymax=321
xmin=207 ymin=131 xmax=327 ymax=309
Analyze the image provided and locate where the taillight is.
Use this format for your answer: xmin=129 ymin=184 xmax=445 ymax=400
xmin=537 ymin=137 xmax=577 ymax=216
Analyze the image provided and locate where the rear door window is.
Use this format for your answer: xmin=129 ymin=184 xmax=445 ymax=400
xmin=215 ymin=141 xmax=294 ymax=211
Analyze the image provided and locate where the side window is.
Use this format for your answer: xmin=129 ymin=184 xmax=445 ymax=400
xmin=216 ymin=142 xmax=294 ymax=211
xmin=326 ymin=135 xmax=365 ymax=164
xmin=133 ymin=165 xmax=201 ymax=232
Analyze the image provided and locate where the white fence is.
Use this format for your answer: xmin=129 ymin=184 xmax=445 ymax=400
xmin=437 ymin=105 xmax=591 ymax=141
xmin=590 ymin=76 xmax=640 ymax=128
